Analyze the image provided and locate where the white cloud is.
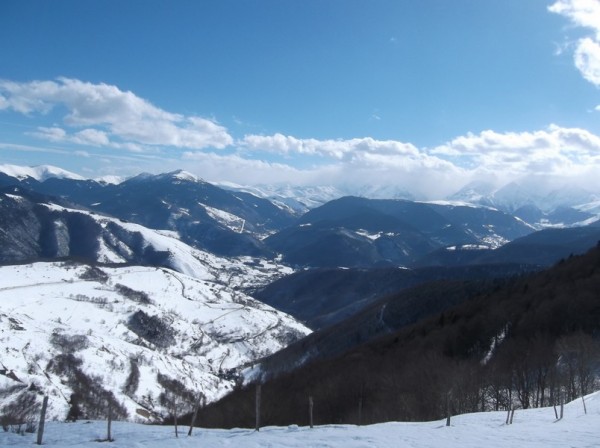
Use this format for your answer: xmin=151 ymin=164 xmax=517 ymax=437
xmin=574 ymin=37 xmax=600 ymax=85
xmin=431 ymin=125 xmax=600 ymax=178
xmin=179 ymin=148 xmax=464 ymax=199
xmin=0 ymin=78 xmax=233 ymax=150
xmin=3 ymin=76 xmax=600 ymax=199
xmin=182 ymin=151 xmax=310 ymax=185
xmin=550 ymin=0 xmax=600 ymax=87
xmin=206 ymin=134 xmax=461 ymax=197
xmin=31 ymin=126 xmax=148 ymax=152
xmin=15 ymin=123 xmax=598 ymax=200
xmin=228 ymin=125 xmax=600 ymax=198
xmin=549 ymin=0 xmax=600 ymax=38
xmin=73 ymin=128 xmax=110 ymax=146
xmin=0 ymin=142 xmax=72 ymax=155
xmin=241 ymin=133 xmax=421 ymax=160
xmin=32 ymin=127 xmax=68 ymax=143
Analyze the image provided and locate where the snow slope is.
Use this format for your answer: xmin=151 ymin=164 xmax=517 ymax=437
xmin=218 ymin=183 xmax=344 ymax=215
xmin=0 ymin=164 xmax=84 ymax=182
xmin=0 ymin=262 xmax=309 ymax=422
xmin=29 ymin=200 xmax=295 ymax=290
xmin=2 ymin=392 xmax=599 ymax=447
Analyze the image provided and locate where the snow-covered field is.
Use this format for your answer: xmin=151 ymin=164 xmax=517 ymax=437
xmin=3 ymin=392 xmax=599 ymax=447
xmin=0 ymin=262 xmax=309 ymax=421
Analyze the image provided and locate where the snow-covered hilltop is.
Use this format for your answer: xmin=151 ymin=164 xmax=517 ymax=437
xmin=0 ymin=262 xmax=310 ymax=423
xmin=0 ymin=164 xmax=84 ymax=182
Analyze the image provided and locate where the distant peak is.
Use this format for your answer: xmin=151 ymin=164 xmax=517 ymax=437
xmin=124 ymin=172 xmax=154 ymax=183
xmin=94 ymin=175 xmax=123 ymax=185
xmin=0 ymin=164 xmax=84 ymax=182
xmin=122 ymin=170 xmax=205 ymax=185
xmin=168 ymin=169 xmax=202 ymax=183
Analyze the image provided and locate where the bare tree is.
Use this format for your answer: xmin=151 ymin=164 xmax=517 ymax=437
xmin=557 ymin=332 xmax=599 ymax=402
xmin=160 ymin=390 xmax=180 ymax=437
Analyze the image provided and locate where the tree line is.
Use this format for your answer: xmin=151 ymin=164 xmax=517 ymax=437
xmin=193 ymin=245 xmax=600 ymax=427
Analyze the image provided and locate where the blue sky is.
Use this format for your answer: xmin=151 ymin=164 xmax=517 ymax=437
xmin=1 ymin=0 xmax=600 ymax=198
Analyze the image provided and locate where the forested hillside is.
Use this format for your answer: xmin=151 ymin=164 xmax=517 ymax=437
xmin=195 ymin=243 xmax=600 ymax=427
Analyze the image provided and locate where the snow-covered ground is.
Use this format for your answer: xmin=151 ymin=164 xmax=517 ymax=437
xmin=0 ymin=262 xmax=309 ymax=421
xmin=3 ymin=392 xmax=599 ymax=447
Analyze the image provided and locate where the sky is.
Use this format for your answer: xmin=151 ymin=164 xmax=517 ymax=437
xmin=1 ymin=0 xmax=600 ymax=198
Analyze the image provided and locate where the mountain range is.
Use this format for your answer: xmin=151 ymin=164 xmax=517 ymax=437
xmin=1 ymin=163 xmax=600 ymax=425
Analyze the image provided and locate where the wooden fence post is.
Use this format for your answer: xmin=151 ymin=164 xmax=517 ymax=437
xmin=445 ymin=391 xmax=452 ymax=427
xmin=188 ymin=394 xmax=204 ymax=436
xmin=309 ymin=396 xmax=314 ymax=429
xmin=174 ymin=402 xmax=179 ymax=438
xmin=255 ymin=384 xmax=261 ymax=432
xmin=357 ymin=396 xmax=363 ymax=426
xmin=36 ymin=395 xmax=48 ymax=445
xmin=560 ymin=392 xmax=564 ymax=420
xmin=107 ymin=403 xmax=113 ymax=442
xmin=581 ymin=395 xmax=587 ymax=415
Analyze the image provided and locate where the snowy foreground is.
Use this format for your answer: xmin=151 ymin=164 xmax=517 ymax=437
xmin=0 ymin=262 xmax=309 ymax=420
xmin=4 ymin=392 xmax=599 ymax=447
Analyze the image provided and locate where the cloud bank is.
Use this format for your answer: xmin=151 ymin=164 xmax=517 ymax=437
xmin=232 ymin=126 xmax=600 ymax=198
xmin=2 ymin=76 xmax=600 ymax=199
xmin=0 ymin=78 xmax=233 ymax=150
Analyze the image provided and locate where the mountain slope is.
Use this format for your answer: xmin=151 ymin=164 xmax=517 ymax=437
xmin=0 ymin=164 xmax=84 ymax=182
xmin=416 ymin=224 xmax=600 ymax=267
xmin=448 ymin=180 xmax=599 ymax=227
xmin=3 ymin=168 xmax=297 ymax=257
xmin=0 ymin=186 xmax=293 ymax=289
xmin=254 ymin=264 xmax=530 ymax=330
xmin=265 ymin=196 xmax=533 ymax=268
xmin=0 ymin=262 xmax=310 ymax=423
xmin=198 ymin=244 xmax=600 ymax=427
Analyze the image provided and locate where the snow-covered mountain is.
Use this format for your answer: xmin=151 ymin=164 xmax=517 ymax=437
xmin=0 ymin=164 xmax=84 ymax=182
xmin=448 ymin=179 xmax=600 ymax=227
xmin=0 ymin=262 xmax=310 ymax=423
xmin=3 ymin=163 xmax=599 ymax=230
xmin=218 ymin=183 xmax=345 ymax=215
xmin=0 ymin=169 xmax=297 ymax=258
xmin=220 ymin=183 xmax=417 ymax=215
xmin=0 ymin=187 xmax=294 ymax=289
xmin=265 ymin=196 xmax=534 ymax=268
xmin=0 ymin=173 xmax=315 ymax=425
